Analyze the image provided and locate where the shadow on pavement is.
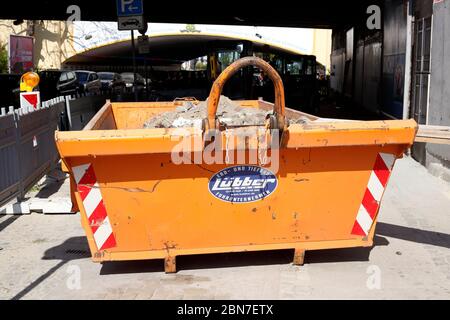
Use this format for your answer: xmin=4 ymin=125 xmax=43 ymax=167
xmin=305 ymin=235 xmax=389 ymax=264
xmin=41 ymin=236 xmax=91 ymax=260
xmin=376 ymin=222 xmax=450 ymax=249
xmin=0 ymin=215 xmax=21 ymax=232
xmin=11 ymin=236 xmax=90 ymax=300
xmin=99 ymin=235 xmax=389 ymax=275
xmin=34 ymin=165 xmax=68 ymax=199
xmin=16 ymin=219 xmax=450 ymax=292
xmin=34 ymin=179 xmax=66 ymax=199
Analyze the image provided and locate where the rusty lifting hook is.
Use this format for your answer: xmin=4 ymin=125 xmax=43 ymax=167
xmin=202 ymin=56 xmax=288 ymax=132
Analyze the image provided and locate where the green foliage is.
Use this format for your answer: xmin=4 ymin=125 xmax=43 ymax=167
xmin=0 ymin=42 xmax=8 ymax=73
xmin=218 ymin=52 xmax=235 ymax=69
xmin=185 ymin=24 xmax=196 ymax=32
xmin=195 ymin=60 xmax=207 ymax=70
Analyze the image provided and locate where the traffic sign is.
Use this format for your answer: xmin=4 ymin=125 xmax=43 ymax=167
xmin=20 ymin=91 xmax=40 ymax=110
xmin=118 ymin=15 xmax=144 ymax=31
xmin=116 ymin=0 xmax=143 ymax=16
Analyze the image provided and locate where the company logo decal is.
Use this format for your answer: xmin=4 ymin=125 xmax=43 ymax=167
xmin=208 ymin=165 xmax=278 ymax=203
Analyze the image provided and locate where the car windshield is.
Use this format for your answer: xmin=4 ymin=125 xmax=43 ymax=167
xmin=39 ymin=71 xmax=60 ymax=79
xmin=75 ymin=72 xmax=89 ymax=83
xmin=98 ymin=73 xmax=114 ymax=80
xmin=121 ymin=73 xmax=134 ymax=82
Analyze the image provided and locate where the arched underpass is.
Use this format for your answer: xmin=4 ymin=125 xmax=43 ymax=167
xmin=62 ymin=32 xmax=323 ymax=111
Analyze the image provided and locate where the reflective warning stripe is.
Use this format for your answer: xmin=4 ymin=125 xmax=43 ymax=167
xmin=351 ymin=153 xmax=396 ymax=236
xmin=72 ymin=163 xmax=116 ymax=251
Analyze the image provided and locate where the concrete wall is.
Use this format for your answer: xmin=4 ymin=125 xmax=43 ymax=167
xmin=425 ymin=0 xmax=450 ymax=181
xmin=0 ymin=20 xmax=76 ymax=70
xmin=312 ymin=29 xmax=332 ymax=72
xmin=428 ymin=1 xmax=450 ymax=127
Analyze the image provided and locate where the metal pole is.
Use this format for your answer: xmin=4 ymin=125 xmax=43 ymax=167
xmin=144 ymin=57 xmax=149 ymax=100
xmin=131 ymin=30 xmax=138 ymax=102
xmin=403 ymin=0 xmax=414 ymax=120
xmin=65 ymin=95 xmax=72 ymax=130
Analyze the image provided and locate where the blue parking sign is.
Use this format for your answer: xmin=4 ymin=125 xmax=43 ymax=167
xmin=116 ymin=0 xmax=143 ymax=16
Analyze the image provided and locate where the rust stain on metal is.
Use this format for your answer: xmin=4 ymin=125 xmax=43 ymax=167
xmin=302 ymin=148 xmax=312 ymax=165
xmin=164 ymin=255 xmax=176 ymax=273
xmin=163 ymin=241 xmax=177 ymax=255
xmin=293 ymin=249 xmax=305 ymax=265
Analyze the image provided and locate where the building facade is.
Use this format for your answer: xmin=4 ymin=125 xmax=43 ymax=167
xmin=330 ymin=0 xmax=450 ymax=180
xmin=0 ymin=20 xmax=76 ymax=71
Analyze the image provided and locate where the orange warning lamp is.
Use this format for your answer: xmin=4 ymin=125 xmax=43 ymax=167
xmin=20 ymin=72 xmax=40 ymax=92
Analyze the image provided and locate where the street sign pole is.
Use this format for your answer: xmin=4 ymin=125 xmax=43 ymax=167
xmin=138 ymin=24 xmax=149 ymax=101
xmin=117 ymin=0 xmax=144 ymax=101
xmin=131 ymin=29 xmax=138 ymax=102
xmin=144 ymin=57 xmax=149 ymax=100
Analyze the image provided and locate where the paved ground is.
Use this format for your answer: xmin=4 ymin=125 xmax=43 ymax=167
xmin=0 ymin=156 xmax=449 ymax=300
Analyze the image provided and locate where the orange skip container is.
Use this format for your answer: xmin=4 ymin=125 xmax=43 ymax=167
xmin=55 ymin=57 xmax=417 ymax=272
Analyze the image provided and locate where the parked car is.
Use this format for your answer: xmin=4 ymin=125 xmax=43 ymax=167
xmin=0 ymin=74 xmax=21 ymax=108
xmin=120 ymin=72 xmax=145 ymax=94
xmin=57 ymin=70 xmax=101 ymax=96
xmin=37 ymin=70 xmax=62 ymax=101
xmin=98 ymin=72 xmax=126 ymax=95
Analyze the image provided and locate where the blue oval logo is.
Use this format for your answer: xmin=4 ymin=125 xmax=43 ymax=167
xmin=208 ymin=165 xmax=278 ymax=203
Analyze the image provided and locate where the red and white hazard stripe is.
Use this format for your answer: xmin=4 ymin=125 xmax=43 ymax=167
xmin=72 ymin=163 xmax=116 ymax=251
xmin=351 ymin=153 xmax=396 ymax=236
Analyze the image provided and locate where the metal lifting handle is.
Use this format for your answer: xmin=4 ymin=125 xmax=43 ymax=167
xmin=204 ymin=56 xmax=287 ymax=131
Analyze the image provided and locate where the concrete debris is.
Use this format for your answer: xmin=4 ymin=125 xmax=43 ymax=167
xmin=144 ymin=95 xmax=311 ymax=129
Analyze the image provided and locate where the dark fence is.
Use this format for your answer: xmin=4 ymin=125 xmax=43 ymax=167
xmin=63 ymin=94 xmax=106 ymax=130
xmin=0 ymin=94 xmax=106 ymax=208
xmin=0 ymin=98 xmax=64 ymax=207
xmin=0 ymin=108 xmax=20 ymax=205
